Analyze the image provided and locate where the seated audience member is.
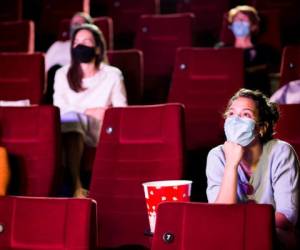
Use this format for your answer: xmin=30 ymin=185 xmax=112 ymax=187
xmin=45 ymin=12 xmax=93 ymax=104
xmin=53 ymin=24 xmax=127 ymax=198
xmin=270 ymin=79 xmax=300 ymax=104
xmin=206 ymin=88 xmax=299 ymax=249
xmin=0 ymin=147 xmax=10 ymax=196
xmin=216 ymin=5 xmax=280 ymax=96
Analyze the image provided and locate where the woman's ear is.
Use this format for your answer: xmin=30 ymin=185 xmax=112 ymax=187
xmin=259 ymin=122 xmax=268 ymax=137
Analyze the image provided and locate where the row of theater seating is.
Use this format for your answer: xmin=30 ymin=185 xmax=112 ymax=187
xmin=0 ymin=103 xmax=299 ymax=248
xmin=0 ymin=11 xmax=296 ymax=104
xmin=0 ymin=196 xmax=276 ymax=250
xmin=1 ymin=45 xmax=300 ymax=147
xmin=1 ymin=0 xmax=299 ymax=50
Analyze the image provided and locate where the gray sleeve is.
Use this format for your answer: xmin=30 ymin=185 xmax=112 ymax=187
xmin=206 ymin=146 xmax=226 ymax=203
xmin=272 ymin=143 xmax=299 ymax=225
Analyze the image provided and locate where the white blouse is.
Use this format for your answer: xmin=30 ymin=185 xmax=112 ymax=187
xmin=53 ymin=63 xmax=127 ymax=146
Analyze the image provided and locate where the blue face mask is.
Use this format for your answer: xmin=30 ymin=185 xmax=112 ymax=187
xmin=224 ymin=116 xmax=256 ymax=146
xmin=231 ymin=21 xmax=251 ymax=38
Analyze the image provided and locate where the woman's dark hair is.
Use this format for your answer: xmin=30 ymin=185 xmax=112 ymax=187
xmin=67 ymin=23 xmax=107 ymax=92
xmin=224 ymin=88 xmax=279 ymax=143
xmin=228 ymin=5 xmax=260 ymax=35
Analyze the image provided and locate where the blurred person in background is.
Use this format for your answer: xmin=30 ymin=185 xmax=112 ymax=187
xmin=53 ymin=24 xmax=127 ymax=198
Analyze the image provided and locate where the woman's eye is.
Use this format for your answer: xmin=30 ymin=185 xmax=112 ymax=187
xmin=243 ymin=113 xmax=252 ymax=118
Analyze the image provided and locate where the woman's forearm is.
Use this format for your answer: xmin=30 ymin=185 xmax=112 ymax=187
xmin=215 ymin=164 xmax=238 ymax=203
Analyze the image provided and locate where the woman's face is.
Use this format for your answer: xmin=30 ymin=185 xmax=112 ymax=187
xmin=73 ymin=29 xmax=95 ymax=48
xmin=226 ymin=97 xmax=258 ymax=121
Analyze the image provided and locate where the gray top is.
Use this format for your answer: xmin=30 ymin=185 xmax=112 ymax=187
xmin=206 ymin=139 xmax=299 ymax=225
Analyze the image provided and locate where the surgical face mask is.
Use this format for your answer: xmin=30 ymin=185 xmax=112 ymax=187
xmin=72 ymin=44 xmax=96 ymax=63
xmin=224 ymin=115 xmax=256 ymax=147
xmin=231 ymin=21 xmax=251 ymax=38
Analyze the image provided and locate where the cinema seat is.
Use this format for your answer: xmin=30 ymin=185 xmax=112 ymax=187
xmin=279 ymin=46 xmax=300 ymax=87
xmin=152 ymin=202 xmax=275 ymax=250
xmin=275 ymin=104 xmax=300 ymax=157
xmin=89 ymin=103 xmax=185 ymax=249
xmin=168 ymin=47 xmax=244 ymax=150
xmin=135 ymin=13 xmax=195 ymax=103
xmin=0 ymin=106 xmax=61 ymax=196
xmin=0 ymin=20 xmax=34 ymax=52
xmin=0 ymin=196 xmax=97 ymax=250
xmin=0 ymin=53 xmax=45 ymax=104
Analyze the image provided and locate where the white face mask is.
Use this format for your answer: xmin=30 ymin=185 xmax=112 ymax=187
xmin=231 ymin=20 xmax=251 ymax=38
xmin=224 ymin=115 xmax=256 ymax=146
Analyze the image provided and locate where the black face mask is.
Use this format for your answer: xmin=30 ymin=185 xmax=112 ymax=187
xmin=72 ymin=44 xmax=96 ymax=63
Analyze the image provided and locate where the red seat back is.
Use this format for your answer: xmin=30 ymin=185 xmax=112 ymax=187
xmin=58 ymin=16 xmax=114 ymax=50
xmin=0 ymin=196 xmax=97 ymax=250
xmin=0 ymin=20 xmax=34 ymax=52
xmin=0 ymin=106 xmax=61 ymax=196
xmin=104 ymin=0 xmax=160 ymax=48
xmin=279 ymin=46 xmax=300 ymax=87
xmin=89 ymin=103 xmax=185 ymax=249
xmin=176 ymin=0 xmax=231 ymax=46
xmin=0 ymin=0 xmax=23 ymax=21
xmin=275 ymin=104 xmax=300 ymax=157
xmin=135 ymin=13 xmax=195 ymax=103
xmin=152 ymin=202 xmax=275 ymax=250
xmin=168 ymin=47 xmax=244 ymax=150
xmin=107 ymin=49 xmax=144 ymax=105
xmin=0 ymin=53 xmax=45 ymax=105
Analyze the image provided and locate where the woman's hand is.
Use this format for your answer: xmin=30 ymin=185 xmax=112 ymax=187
xmin=223 ymin=141 xmax=244 ymax=169
xmin=84 ymin=107 xmax=107 ymax=121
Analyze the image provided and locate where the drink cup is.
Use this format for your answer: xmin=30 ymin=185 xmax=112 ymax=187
xmin=142 ymin=180 xmax=192 ymax=233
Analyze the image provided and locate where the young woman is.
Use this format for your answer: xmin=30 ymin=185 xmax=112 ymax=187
xmin=206 ymin=88 xmax=299 ymax=249
xmin=53 ymin=24 xmax=127 ymax=197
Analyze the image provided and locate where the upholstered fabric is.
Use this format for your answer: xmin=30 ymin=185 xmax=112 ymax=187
xmin=168 ymin=47 xmax=244 ymax=150
xmin=0 ymin=106 xmax=61 ymax=196
xmin=152 ymin=202 xmax=275 ymax=250
xmin=89 ymin=103 xmax=185 ymax=249
xmin=0 ymin=196 xmax=97 ymax=250
xmin=0 ymin=53 xmax=45 ymax=104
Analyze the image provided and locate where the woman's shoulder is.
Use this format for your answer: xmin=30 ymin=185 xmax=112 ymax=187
xmin=208 ymin=144 xmax=224 ymax=157
xmin=56 ymin=64 xmax=70 ymax=75
xmin=265 ymin=139 xmax=296 ymax=155
xmin=100 ymin=63 xmax=122 ymax=75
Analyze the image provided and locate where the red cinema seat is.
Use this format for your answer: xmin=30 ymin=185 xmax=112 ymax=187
xmin=58 ymin=16 xmax=114 ymax=50
xmin=168 ymin=47 xmax=244 ymax=150
xmin=0 ymin=196 xmax=97 ymax=250
xmin=0 ymin=53 xmax=45 ymax=105
xmin=135 ymin=13 xmax=195 ymax=103
xmin=0 ymin=106 xmax=61 ymax=196
xmin=0 ymin=20 xmax=35 ymax=53
xmin=39 ymin=0 xmax=89 ymax=49
xmin=247 ymin=0 xmax=300 ymax=45
xmin=107 ymin=49 xmax=144 ymax=105
xmin=176 ymin=0 xmax=231 ymax=46
xmin=104 ymin=0 xmax=160 ymax=49
xmin=152 ymin=202 xmax=275 ymax=250
xmin=279 ymin=46 xmax=300 ymax=88
xmin=89 ymin=103 xmax=185 ymax=249
xmin=275 ymin=104 xmax=300 ymax=158
xmin=0 ymin=0 xmax=23 ymax=21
